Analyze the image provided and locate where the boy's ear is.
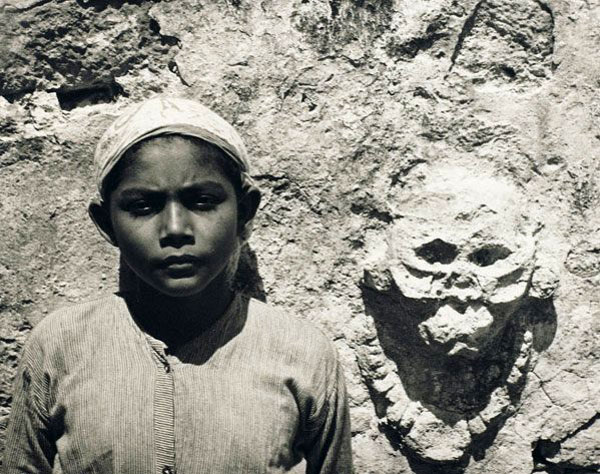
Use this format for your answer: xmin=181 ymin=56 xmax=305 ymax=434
xmin=237 ymin=188 xmax=261 ymax=240
xmin=88 ymin=200 xmax=118 ymax=247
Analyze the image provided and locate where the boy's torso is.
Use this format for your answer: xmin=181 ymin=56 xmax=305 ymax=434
xmin=36 ymin=294 xmax=333 ymax=474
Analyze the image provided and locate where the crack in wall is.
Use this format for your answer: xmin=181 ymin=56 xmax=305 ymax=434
xmin=448 ymin=0 xmax=486 ymax=72
xmin=387 ymin=30 xmax=449 ymax=61
xmin=6 ymin=0 xmax=53 ymax=13
xmin=549 ymin=412 xmax=599 ymax=446
xmin=531 ymin=370 xmax=555 ymax=404
xmin=147 ymin=17 xmax=187 ymax=86
xmin=535 ymin=0 xmax=556 ymax=65
xmin=532 ymin=412 xmax=600 ymax=471
xmin=75 ymin=0 xmax=145 ymax=12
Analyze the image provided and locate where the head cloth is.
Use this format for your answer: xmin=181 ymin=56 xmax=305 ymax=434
xmin=93 ymin=96 xmax=255 ymax=202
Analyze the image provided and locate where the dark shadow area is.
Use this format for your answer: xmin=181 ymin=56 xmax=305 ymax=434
xmin=55 ymin=80 xmax=125 ymax=111
xmin=1 ymin=85 xmax=37 ymax=103
xmin=148 ymin=18 xmax=181 ymax=47
xmin=233 ymin=245 xmax=267 ymax=302
xmin=359 ymin=279 xmax=557 ymax=466
xmin=532 ymin=414 xmax=600 ymax=473
xmin=75 ymin=0 xmax=145 ymax=12
xmin=126 ymin=292 xmax=250 ymax=367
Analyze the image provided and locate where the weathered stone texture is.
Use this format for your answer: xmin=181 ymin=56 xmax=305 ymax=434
xmin=0 ymin=0 xmax=599 ymax=472
xmin=450 ymin=0 xmax=555 ymax=84
xmin=359 ymin=164 xmax=560 ymax=466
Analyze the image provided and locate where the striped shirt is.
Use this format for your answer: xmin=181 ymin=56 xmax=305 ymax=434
xmin=3 ymin=293 xmax=352 ymax=473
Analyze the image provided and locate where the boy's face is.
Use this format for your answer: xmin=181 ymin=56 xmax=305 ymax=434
xmin=104 ymin=136 xmax=241 ymax=298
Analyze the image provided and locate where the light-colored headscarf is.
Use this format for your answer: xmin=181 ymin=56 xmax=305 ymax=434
xmin=93 ymin=96 xmax=256 ymax=202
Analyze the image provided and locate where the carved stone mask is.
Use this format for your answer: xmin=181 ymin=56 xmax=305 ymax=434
xmin=359 ymin=165 xmax=559 ymax=464
xmin=378 ymin=166 xmax=540 ymax=358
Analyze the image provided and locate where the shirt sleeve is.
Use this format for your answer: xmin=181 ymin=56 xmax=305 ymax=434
xmin=302 ymin=345 xmax=353 ymax=474
xmin=3 ymin=332 xmax=57 ymax=473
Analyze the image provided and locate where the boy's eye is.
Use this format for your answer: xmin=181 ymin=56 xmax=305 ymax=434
xmin=124 ymin=199 xmax=158 ymax=216
xmin=186 ymin=192 xmax=223 ymax=210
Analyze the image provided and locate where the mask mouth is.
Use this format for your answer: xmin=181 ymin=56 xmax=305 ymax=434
xmin=417 ymin=302 xmax=496 ymax=359
xmin=442 ymin=300 xmax=482 ymax=314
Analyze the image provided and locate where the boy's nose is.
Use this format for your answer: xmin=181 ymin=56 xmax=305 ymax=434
xmin=159 ymin=201 xmax=194 ymax=247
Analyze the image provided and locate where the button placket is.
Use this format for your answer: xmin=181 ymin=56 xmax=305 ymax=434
xmin=144 ymin=336 xmax=176 ymax=474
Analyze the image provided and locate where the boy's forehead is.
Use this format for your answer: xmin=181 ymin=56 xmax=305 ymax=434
xmin=122 ymin=136 xmax=230 ymax=180
xmin=135 ymin=135 xmax=225 ymax=161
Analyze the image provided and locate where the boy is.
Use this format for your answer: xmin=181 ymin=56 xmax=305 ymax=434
xmin=3 ymin=96 xmax=352 ymax=473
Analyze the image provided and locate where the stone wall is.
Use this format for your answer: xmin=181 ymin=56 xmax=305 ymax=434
xmin=0 ymin=0 xmax=598 ymax=472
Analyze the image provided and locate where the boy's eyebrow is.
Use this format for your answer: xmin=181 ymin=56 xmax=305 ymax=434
xmin=118 ymin=188 xmax=161 ymax=197
xmin=182 ymin=181 xmax=228 ymax=191
xmin=118 ymin=181 xmax=228 ymax=196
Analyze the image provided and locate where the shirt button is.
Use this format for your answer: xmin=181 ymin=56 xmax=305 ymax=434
xmin=162 ymin=466 xmax=174 ymax=474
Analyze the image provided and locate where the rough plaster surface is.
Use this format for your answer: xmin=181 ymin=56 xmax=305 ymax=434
xmin=0 ymin=0 xmax=598 ymax=472
xmin=359 ymin=164 xmax=560 ymax=466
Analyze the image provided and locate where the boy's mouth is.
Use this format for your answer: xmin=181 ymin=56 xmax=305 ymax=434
xmin=161 ymin=255 xmax=201 ymax=265
xmin=159 ymin=255 xmax=203 ymax=274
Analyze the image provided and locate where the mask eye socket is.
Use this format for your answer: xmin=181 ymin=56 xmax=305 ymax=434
xmin=415 ymin=239 xmax=458 ymax=265
xmin=469 ymin=245 xmax=512 ymax=267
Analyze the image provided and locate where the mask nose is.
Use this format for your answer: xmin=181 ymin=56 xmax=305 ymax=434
xmin=440 ymin=268 xmax=482 ymax=302
xmin=159 ymin=201 xmax=194 ymax=248
xmin=445 ymin=271 xmax=476 ymax=289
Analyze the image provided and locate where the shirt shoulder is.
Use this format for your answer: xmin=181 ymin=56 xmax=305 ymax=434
xmin=26 ymin=293 xmax=128 ymax=354
xmin=242 ymin=298 xmax=348 ymax=433
xmin=243 ymin=297 xmax=340 ymax=368
xmin=246 ymin=297 xmax=333 ymax=342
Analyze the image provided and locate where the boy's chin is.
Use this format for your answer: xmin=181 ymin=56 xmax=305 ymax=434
xmin=149 ymin=279 xmax=216 ymax=299
xmin=142 ymin=273 xmax=231 ymax=300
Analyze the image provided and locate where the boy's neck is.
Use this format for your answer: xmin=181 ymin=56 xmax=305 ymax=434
xmin=124 ymin=278 xmax=235 ymax=348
